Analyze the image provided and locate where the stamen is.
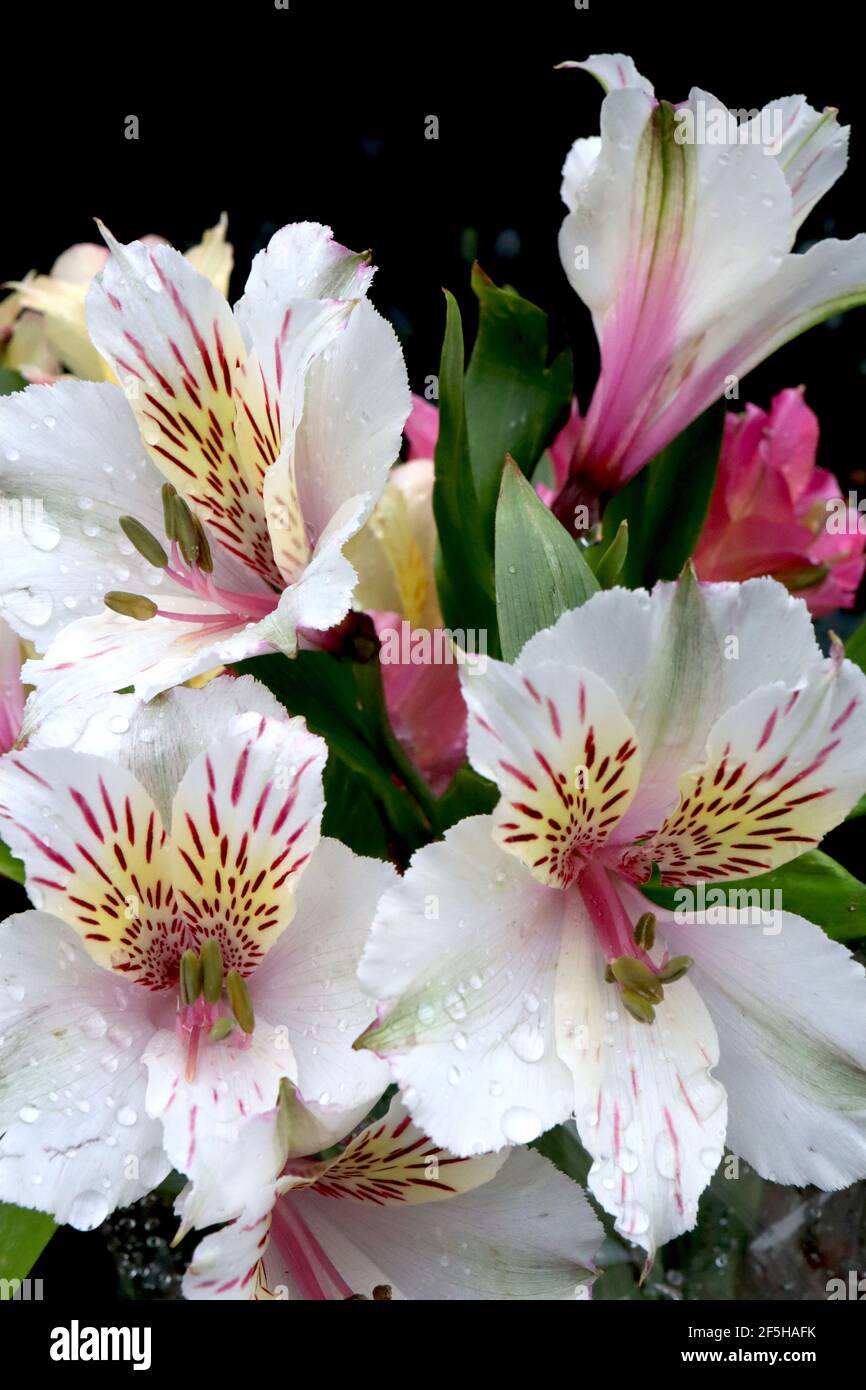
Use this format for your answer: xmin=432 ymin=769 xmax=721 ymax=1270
xmin=179 ymin=949 xmax=202 ymax=1006
xmin=633 ymin=911 xmax=656 ymax=951
xmin=209 ymin=1016 xmax=235 ymax=1043
xmin=162 ymin=482 xmax=178 ymax=540
xmin=200 ymin=939 xmax=224 ymax=1003
xmin=609 ymin=955 xmax=664 ymax=1003
xmin=621 ymin=989 xmax=656 ymax=1025
xmin=119 ymin=515 xmax=168 ymax=569
xmin=227 ymin=968 xmax=255 ymax=1034
xmin=104 ymin=591 xmax=158 ymax=621
xmin=657 ymin=955 xmax=693 ymax=983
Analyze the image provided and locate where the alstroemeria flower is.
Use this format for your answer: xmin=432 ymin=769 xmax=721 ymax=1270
xmin=0 ymin=617 xmax=24 ymax=753
xmin=552 ymin=53 xmax=866 ymax=518
xmin=183 ymin=1096 xmax=602 ymax=1301
xmin=693 ymin=388 xmax=865 ymax=616
xmin=0 ymin=221 xmax=409 ymax=732
xmin=359 ymin=575 xmax=866 ymax=1257
xmin=1 ymin=217 xmax=233 ymax=383
xmin=0 ymin=675 xmax=391 ymax=1231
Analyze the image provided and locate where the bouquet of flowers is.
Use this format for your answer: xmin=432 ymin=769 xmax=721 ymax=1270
xmin=1 ymin=54 xmax=865 ymax=1303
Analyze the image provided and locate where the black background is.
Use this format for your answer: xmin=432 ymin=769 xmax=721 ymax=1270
xmin=5 ymin=0 xmax=865 ymax=1295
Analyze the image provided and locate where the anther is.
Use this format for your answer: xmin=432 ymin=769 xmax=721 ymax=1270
xmin=226 ymin=968 xmax=255 ymax=1034
xmin=162 ymin=482 xmax=178 ymax=541
xmin=621 ymin=988 xmax=656 ymax=1025
xmin=119 ymin=516 xmax=168 ymax=569
xmin=209 ymin=1016 xmax=235 ymax=1043
xmin=179 ymin=949 xmax=202 ymax=1006
xmin=609 ymin=955 xmax=664 ymax=1003
xmin=633 ymin=912 xmax=656 ymax=951
xmin=200 ymin=939 xmax=224 ymax=1004
xmin=103 ymin=591 xmax=158 ymax=620
xmin=657 ymin=955 xmax=693 ymax=983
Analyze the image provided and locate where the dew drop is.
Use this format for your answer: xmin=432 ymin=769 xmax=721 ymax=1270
xmin=501 ymin=1107 xmax=542 ymax=1143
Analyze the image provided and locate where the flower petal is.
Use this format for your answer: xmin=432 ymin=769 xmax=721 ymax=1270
xmin=662 ymin=907 xmax=866 ymax=1188
xmin=746 ymin=97 xmax=849 ymax=230
xmin=359 ymin=816 xmax=574 ymax=1155
xmin=640 ymin=652 xmax=866 ymax=884
xmin=275 ymin=1145 xmax=601 ymax=1300
xmin=0 ymin=746 xmax=181 ymax=988
xmin=168 ymin=713 xmax=326 ymax=973
xmin=31 ymin=675 xmax=287 ymax=825
xmin=557 ymin=880 xmax=726 ymax=1255
xmin=0 ymin=911 xmax=169 ymax=1228
xmin=0 ymin=379 xmax=180 ymax=647
xmin=87 ymin=232 xmax=281 ymax=587
xmin=462 ymin=656 xmax=641 ymax=886
xmin=248 ymin=836 xmax=392 ymax=1126
xmin=518 ymin=578 xmax=825 ymax=840
xmin=263 ymin=299 xmax=410 ymax=582
xmin=143 ymin=1017 xmax=297 ymax=1225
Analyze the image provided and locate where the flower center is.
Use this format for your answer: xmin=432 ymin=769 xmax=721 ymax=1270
xmin=175 ymin=938 xmax=255 ymax=1080
xmin=103 ymin=483 xmax=280 ymax=629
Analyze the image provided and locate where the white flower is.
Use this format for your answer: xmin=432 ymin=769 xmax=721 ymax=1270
xmin=359 ymin=575 xmax=866 ymax=1258
xmin=0 ymin=222 xmax=410 ymax=731
xmin=0 ymin=675 xmax=391 ymax=1231
xmin=183 ymin=1096 xmax=603 ymax=1300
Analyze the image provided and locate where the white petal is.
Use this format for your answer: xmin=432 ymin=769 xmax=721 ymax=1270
xmin=662 ymin=907 xmax=866 ymax=1187
xmin=642 ymin=651 xmax=866 ymax=884
xmin=0 ymin=911 xmax=169 ymax=1228
xmin=557 ymin=881 xmax=727 ymax=1255
xmin=20 ymin=604 xmax=265 ymax=736
xmin=462 ymin=656 xmax=641 ymax=886
xmin=31 ymin=675 xmax=287 ymax=825
xmin=249 ymin=837 xmax=392 ymax=1133
xmin=746 ymin=96 xmax=849 ymax=230
xmin=359 ymin=816 xmax=574 ymax=1155
xmin=265 ymin=299 xmax=410 ymax=578
xmin=279 ymin=1146 xmax=602 ymax=1300
xmin=561 ymin=136 xmax=602 ymax=210
xmin=561 ymin=53 xmax=654 ymax=95
xmin=0 ymin=380 xmax=177 ymax=647
xmin=143 ymin=1019 xmax=297 ymax=1226
xmin=519 ymin=578 xmax=824 ymax=838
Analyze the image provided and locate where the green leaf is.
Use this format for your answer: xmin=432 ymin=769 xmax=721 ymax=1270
xmin=0 ymin=837 xmax=24 ymax=884
xmin=495 ymin=457 xmax=599 ymax=663
xmin=643 ymin=849 xmax=866 ymax=942
xmin=435 ymin=765 xmax=497 ymax=832
xmin=0 ymin=1204 xmax=55 ymax=1289
xmin=846 ymin=793 xmax=866 ymax=821
xmin=322 ymin=754 xmax=391 ymax=860
xmin=0 ymin=367 xmax=27 ymax=397
xmin=464 ymin=263 xmax=573 ymax=516
xmin=603 ymin=401 xmax=725 ymax=587
xmin=234 ymin=651 xmax=432 ymax=854
xmin=432 ymin=291 xmax=499 ymax=648
xmin=845 ymin=615 xmax=866 ymax=677
xmin=585 ymin=519 xmax=629 ymax=588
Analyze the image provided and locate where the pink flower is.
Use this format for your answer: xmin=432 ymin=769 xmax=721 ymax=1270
xmin=693 ymin=389 xmax=865 ymax=616
xmin=403 ymin=392 xmax=439 ymax=461
xmin=0 ymin=619 xmax=24 ymax=754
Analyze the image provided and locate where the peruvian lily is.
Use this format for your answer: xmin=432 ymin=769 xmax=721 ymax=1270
xmin=0 ymin=220 xmax=409 ymax=732
xmin=358 ymin=574 xmax=866 ymax=1258
xmin=693 ymin=388 xmax=866 ymax=616
xmin=552 ymin=52 xmax=866 ymax=522
xmin=0 ymin=674 xmax=391 ymax=1231
xmin=183 ymin=1095 xmax=602 ymax=1300
xmin=1 ymin=217 xmax=233 ymax=384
